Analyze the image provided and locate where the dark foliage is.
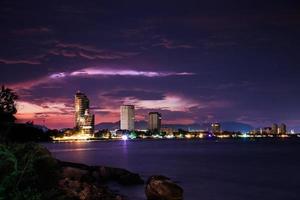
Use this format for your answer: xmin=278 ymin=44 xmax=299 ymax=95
xmin=0 ymin=86 xmax=18 ymax=124
xmin=0 ymin=123 xmax=52 ymax=143
xmin=0 ymin=86 xmax=54 ymax=143
xmin=0 ymin=143 xmax=66 ymax=200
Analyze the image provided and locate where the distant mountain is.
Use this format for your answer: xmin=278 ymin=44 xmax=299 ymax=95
xmin=162 ymin=123 xmax=204 ymax=131
xmin=135 ymin=121 xmax=148 ymax=129
xmin=95 ymin=122 xmax=119 ymax=130
xmin=95 ymin=120 xmax=253 ymax=132
xmin=95 ymin=121 xmax=149 ymax=130
xmin=220 ymin=121 xmax=253 ymax=132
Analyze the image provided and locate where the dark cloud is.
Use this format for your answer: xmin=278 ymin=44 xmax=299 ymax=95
xmin=102 ymin=89 xmax=165 ymax=100
xmin=12 ymin=27 xmax=52 ymax=35
xmin=49 ymin=42 xmax=140 ymax=60
xmin=0 ymin=58 xmax=41 ymax=65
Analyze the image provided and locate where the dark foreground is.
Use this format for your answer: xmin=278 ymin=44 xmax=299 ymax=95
xmin=45 ymin=139 xmax=300 ymax=200
xmin=0 ymin=143 xmax=146 ymax=200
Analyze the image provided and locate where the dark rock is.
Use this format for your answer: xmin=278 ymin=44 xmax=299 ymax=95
xmin=96 ymin=166 xmax=144 ymax=185
xmin=118 ymin=171 xmax=144 ymax=185
xmin=145 ymin=175 xmax=183 ymax=200
xmin=58 ymin=160 xmax=144 ymax=185
xmin=58 ymin=177 xmax=120 ymax=200
xmin=61 ymin=166 xmax=88 ymax=180
xmin=56 ymin=160 xmax=144 ymax=199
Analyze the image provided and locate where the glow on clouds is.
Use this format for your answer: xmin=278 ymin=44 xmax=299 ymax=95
xmin=9 ymin=68 xmax=194 ymax=90
xmin=123 ymin=95 xmax=202 ymax=112
xmin=70 ymin=68 xmax=195 ymax=77
xmin=16 ymin=101 xmax=74 ymax=128
xmin=16 ymin=101 xmax=72 ymax=115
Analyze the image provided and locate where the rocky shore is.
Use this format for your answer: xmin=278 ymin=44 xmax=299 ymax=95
xmin=0 ymin=143 xmax=183 ymax=200
xmin=57 ymin=160 xmax=144 ymax=200
xmin=57 ymin=160 xmax=183 ymax=200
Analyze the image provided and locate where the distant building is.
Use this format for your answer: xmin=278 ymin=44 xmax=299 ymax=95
xmin=211 ymin=123 xmax=221 ymax=134
xmin=74 ymin=91 xmax=95 ymax=134
xmin=278 ymin=123 xmax=287 ymax=134
xmin=271 ymin=123 xmax=278 ymax=134
xmin=161 ymin=127 xmax=174 ymax=136
xmin=263 ymin=127 xmax=272 ymax=134
xmin=120 ymin=105 xmax=135 ymax=130
xmin=148 ymin=112 xmax=162 ymax=132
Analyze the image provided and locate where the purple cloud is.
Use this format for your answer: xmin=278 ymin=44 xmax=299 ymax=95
xmin=49 ymin=42 xmax=139 ymax=60
xmin=12 ymin=27 xmax=51 ymax=35
xmin=153 ymin=38 xmax=194 ymax=49
xmin=70 ymin=68 xmax=195 ymax=77
xmin=0 ymin=58 xmax=41 ymax=65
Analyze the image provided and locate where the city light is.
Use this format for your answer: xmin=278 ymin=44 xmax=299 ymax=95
xmin=239 ymin=133 xmax=250 ymax=138
xmin=166 ymin=135 xmax=174 ymax=139
xmin=122 ymin=135 xmax=128 ymax=140
xmin=53 ymin=133 xmax=93 ymax=142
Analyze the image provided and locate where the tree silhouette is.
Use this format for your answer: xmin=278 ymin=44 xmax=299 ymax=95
xmin=0 ymin=85 xmax=18 ymax=123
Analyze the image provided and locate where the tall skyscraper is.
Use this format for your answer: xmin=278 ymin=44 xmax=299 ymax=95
xmin=271 ymin=123 xmax=278 ymax=134
xmin=148 ymin=112 xmax=162 ymax=132
xmin=75 ymin=91 xmax=89 ymax=128
xmin=74 ymin=91 xmax=94 ymax=134
xmin=211 ymin=123 xmax=221 ymax=134
xmin=120 ymin=105 xmax=135 ymax=130
xmin=278 ymin=123 xmax=287 ymax=134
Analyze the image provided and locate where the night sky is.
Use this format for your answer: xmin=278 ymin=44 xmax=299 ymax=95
xmin=1 ymin=0 xmax=300 ymax=130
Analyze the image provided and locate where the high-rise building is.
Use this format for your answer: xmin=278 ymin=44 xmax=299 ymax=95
xmin=120 ymin=105 xmax=135 ymax=130
xmin=75 ymin=91 xmax=89 ymax=128
xmin=81 ymin=109 xmax=95 ymax=134
xmin=271 ymin=123 xmax=278 ymax=134
xmin=278 ymin=123 xmax=287 ymax=134
xmin=211 ymin=123 xmax=221 ymax=134
xmin=74 ymin=91 xmax=94 ymax=134
xmin=148 ymin=112 xmax=162 ymax=132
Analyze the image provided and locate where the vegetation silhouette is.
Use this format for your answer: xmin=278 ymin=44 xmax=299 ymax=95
xmin=0 ymin=86 xmax=52 ymax=143
xmin=0 ymin=86 xmax=66 ymax=199
xmin=0 ymin=85 xmax=18 ymax=123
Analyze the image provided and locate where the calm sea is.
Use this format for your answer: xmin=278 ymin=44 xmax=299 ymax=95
xmin=43 ymin=139 xmax=300 ymax=200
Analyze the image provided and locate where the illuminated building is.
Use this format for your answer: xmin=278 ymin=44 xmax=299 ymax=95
xmin=74 ymin=91 xmax=95 ymax=134
xmin=148 ymin=112 xmax=162 ymax=132
xmin=211 ymin=123 xmax=221 ymax=134
xmin=271 ymin=123 xmax=278 ymax=134
xmin=278 ymin=123 xmax=287 ymax=134
xmin=75 ymin=91 xmax=89 ymax=128
xmin=161 ymin=128 xmax=173 ymax=135
xmin=81 ymin=109 xmax=95 ymax=134
xmin=120 ymin=105 xmax=135 ymax=130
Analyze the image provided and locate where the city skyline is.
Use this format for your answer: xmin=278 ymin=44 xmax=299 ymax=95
xmin=70 ymin=91 xmax=291 ymax=134
xmin=1 ymin=1 xmax=300 ymax=130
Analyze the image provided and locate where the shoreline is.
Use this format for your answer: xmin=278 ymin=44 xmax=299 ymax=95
xmin=50 ymin=135 xmax=299 ymax=143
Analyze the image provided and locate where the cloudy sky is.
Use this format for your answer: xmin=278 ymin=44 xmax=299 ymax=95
xmin=1 ymin=0 xmax=300 ymax=130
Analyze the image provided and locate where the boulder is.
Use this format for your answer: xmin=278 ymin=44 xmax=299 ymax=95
xmin=145 ymin=175 xmax=183 ymax=200
xmin=58 ymin=160 xmax=144 ymax=185
xmin=96 ymin=166 xmax=144 ymax=185
xmin=61 ymin=166 xmax=88 ymax=180
xmin=118 ymin=171 xmax=144 ymax=185
xmin=58 ymin=177 xmax=122 ymax=200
